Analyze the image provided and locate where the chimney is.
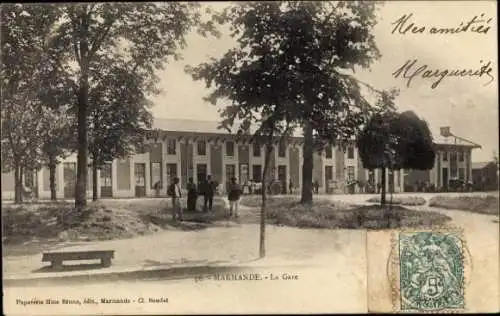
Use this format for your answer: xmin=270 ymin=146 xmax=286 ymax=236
xmin=440 ymin=126 xmax=451 ymax=137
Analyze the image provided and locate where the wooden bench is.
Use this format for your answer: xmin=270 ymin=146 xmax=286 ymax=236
xmin=42 ymin=250 xmax=115 ymax=268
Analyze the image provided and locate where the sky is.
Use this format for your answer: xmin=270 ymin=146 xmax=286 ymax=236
xmin=150 ymin=1 xmax=498 ymax=163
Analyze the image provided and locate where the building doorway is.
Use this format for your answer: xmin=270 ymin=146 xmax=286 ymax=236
xmin=347 ymin=166 xmax=355 ymax=194
xmin=134 ymin=163 xmax=146 ymax=197
xmin=197 ymin=163 xmax=207 ymax=188
xmin=100 ymin=163 xmax=113 ymax=198
xmin=63 ymin=162 xmax=76 ymax=198
xmin=325 ymin=166 xmax=333 ymax=194
xmin=239 ymin=163 xmax=249 ymax=184
xmin=225 ymin=164 xmax=236 ymax=193
xmin=252 ymin=165 xmax=262 ymax=182
xmin=278 ymin=165 xmax=287 ymax=194
xmin=442 ymin=168 xmax=449 ymax=191
xmin=367 ymin=170 xmax=376 ymax=193
xmin=24 ymin=169 xmax=38 ymax=198
xmin=388 ymin=170 xmax=395 ymax=194
xmin=166 ymin=163 xmax=177 ymax=186
xmin=150 ymin=162 xmax=162 ymax=195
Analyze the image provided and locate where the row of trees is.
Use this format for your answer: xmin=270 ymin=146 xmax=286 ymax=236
xmin=2 ymin=2 xmax=436 ymax=257
xmin=186 ymin=2 xmax=436 ymax=256
xmin=1 ymin=3 xmax=214 ymax=205
xmin=187 ymin=1 xmax=388 ymax=207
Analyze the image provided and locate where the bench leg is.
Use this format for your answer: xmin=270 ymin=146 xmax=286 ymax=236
xmin=101 ymin=258 xmax=112 ymax=267
xmin=51 ymin=260 xmax=62 ymax=269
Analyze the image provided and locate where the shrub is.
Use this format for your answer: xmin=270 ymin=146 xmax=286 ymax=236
xmin=367 ymin=196 xmax=426 ymax=206
xmin=239 ymin=195 xmax=271 ymax=207
xmin=428 ymin=195 xmax=499 ymax=215
xmin=263 ymin=199 xmax=450 ymax=230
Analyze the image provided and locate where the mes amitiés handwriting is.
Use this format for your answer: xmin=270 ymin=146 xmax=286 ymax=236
xmin=392 ymin=13 xmax=492 ymax=35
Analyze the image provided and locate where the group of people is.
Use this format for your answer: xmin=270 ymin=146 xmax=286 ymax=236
xmin=244 ymin=179 xmax=297 ymax=195
xmin=167 ymin=175 xmax=243 ymax=222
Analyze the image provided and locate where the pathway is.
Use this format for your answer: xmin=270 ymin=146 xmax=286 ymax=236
xmin=3 ymin=223 xmax=363 ymax=282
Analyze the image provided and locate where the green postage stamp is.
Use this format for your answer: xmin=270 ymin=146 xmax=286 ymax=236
xmin=391 ymin=230 xmax=467 ymax=312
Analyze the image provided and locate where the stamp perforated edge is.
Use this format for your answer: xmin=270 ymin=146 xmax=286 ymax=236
xmin=388 ymin=225 xmax=470 ymax=314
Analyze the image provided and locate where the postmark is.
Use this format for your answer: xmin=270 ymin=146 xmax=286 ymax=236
xmin=389 ymin=228 xmax=469 ymax=313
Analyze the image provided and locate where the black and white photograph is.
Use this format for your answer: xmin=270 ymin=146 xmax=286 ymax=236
xmin=1 ymin=1 xmax=498 ymax=314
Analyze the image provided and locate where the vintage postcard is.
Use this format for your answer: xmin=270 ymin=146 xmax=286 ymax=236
xmin=2 ymin=1 xmax=498 ymax=315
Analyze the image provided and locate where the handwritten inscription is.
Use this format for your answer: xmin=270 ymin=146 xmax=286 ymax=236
xmin=392 ymin=59 xmax=494 ymax=89
xmin=392 ymin=13 xmax=492 ymax=35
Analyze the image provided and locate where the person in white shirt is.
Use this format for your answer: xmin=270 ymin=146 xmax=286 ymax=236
xmin=227 ymin=177 xmax=242 ymax=218
xmin=167 ymin=177 xmax=183 ymax=221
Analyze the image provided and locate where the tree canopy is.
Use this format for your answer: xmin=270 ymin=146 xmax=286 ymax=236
xmin=357 ymin=108 xmax=436 ymax=204
xmin=188 ymin=1 xmax=384 ymax=137
xmin=1 ymin=3 xmax=213 ymax=205
xmin=37 ymin=3 xmax=210 ymax=207
xmin=357 ymin=109 xmax=435 ymax=171
xmin=88 ymin=57 xmax=154 ymax=169
xmin=186 ymin=1 xmax=391 ymax=204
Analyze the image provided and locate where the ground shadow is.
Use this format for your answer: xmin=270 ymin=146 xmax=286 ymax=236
xmin=428 ymin=195 xmax=499 ymax=216
xmin=140 ymin=205 xmax=233 ymax=231
xmin=32 ymin=262 xmax=109 ymax=273
xmin=6 ymin=265 xmax=256 ymax=288
xmin=142 ymin=258 xmax=229 ymax=268
xmin=3 ymin=240 xmax=91 ymax=257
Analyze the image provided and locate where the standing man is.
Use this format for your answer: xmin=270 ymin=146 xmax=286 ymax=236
xmin=203 ymin=175 xmax=217 ymax=212
xmin=187 ymin=177 xmax=197 ymax=212
xmin=289 ymin=180 xmax=293 ymax=194
xmin=228 ymin=177 xmax=242 ymax=218
xmin=313 ymin=179 xmax=320 ymax=194
xmin=153 ymin=181 xmax=162 ymax=197
xmin=167 ymin=177 xmax=183 ymax=221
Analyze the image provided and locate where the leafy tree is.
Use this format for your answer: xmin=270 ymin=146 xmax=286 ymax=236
xmin=43 ymin=3 xmax=213 ymax=209
xmin=88 ymin=59 xmax=153 ymax=200
xmin=1 ymin=96 xmax=74 ymax=204
xmin=1 ymin=4 xmax=62 ymax=203
xmin=38 ymin=35 xmax=78 ymax=201
xmin=392 ymin=111 xmax=435 ymax=170
xmin=357 ymin=107 xmax=435 ymax=205
xmin=1 ymin=97 xmax=45 ymax=203
xmin=40 ymin=106 xmax=76 ymax=200
xmin=187 ymin=1 xmax=386 ymax=206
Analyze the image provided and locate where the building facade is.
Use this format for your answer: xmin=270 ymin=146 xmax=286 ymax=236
xmin=403 ymin=127 xmax=480 ymax=192
xmin=471 ymin=161 xmax=499 ymax=191
xmin=0 ymin=121 xmax=481 ymax=199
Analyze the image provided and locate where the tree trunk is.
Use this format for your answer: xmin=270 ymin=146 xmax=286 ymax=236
xmin=389 ymin=168 xmax=394 ymax=206
xmin=380 ymin=167 xmax=386 ymax=205
xmin=75 ymin=73 xmax=89 ymax=209
xmin=92 ymin=162 xmax=98 ymax=201
xmin=259 ymin=139 xmax=274 ymax=258
xmin=14 ymin=164 xmax=22 ymax=204
xmin=75 ymin=13 xmax=90 ymax=210
xmin=48 ymin=156 xmax=57 ymax=201
xmin=300 ymin=122 xmax=314 ymax=204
